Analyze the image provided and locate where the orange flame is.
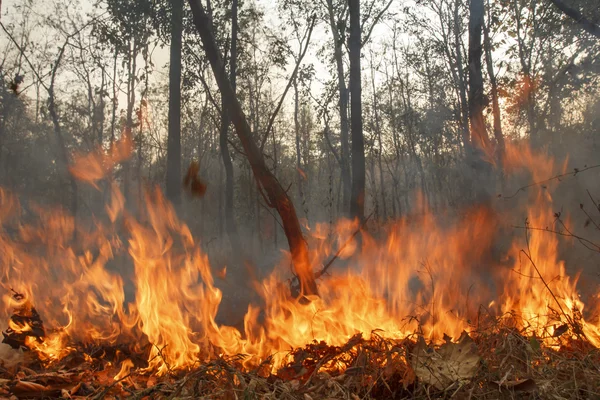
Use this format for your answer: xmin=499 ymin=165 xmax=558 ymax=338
xmin=0 ymin=138 xmax=597 ymax=377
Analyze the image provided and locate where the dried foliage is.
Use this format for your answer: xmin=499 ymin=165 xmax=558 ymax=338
xmin=1 ymin=317 xmax=600 ymax=399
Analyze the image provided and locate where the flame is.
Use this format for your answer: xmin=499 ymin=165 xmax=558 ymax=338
xmin=114 ymin=359 xmax=134 ymax=381
xmin=0 ymin=137 xmax=598 ymax=377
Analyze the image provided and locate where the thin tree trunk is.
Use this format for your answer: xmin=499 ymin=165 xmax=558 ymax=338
xmin=166 ymin=0 xmax=183 ymax=204
xmin=187 ymin=0 xmax=318 ymax=296
xmin=349 ymin=0 xmax=365 ymax=222
xmin=220 ymin=0 xmax=242 ymax=252
xmin=454 ymin=0 xmax=471 ymax=151
xmin=294 ymin=80 xmax=304 ymax=211
xmin=124 ymin=38 xmax=138 ymax=205
xmin=48 ymin=44 xmax=77 ymax=218
xmin=370 ymin=54 xmax=386 ymax=220
xmin=325 ymin=0 xmax=351 ymax=213
xmin=468 ymin=0 xmax=490 ymax=152
xmin=482 ymin=8 xmax=504 ymax=163
xmin=468 ymin=0 xmax=493 ymax=204
xmin=110 ymin=52 xmax=118 ymax=144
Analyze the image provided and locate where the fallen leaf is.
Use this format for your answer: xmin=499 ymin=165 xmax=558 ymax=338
xmin=410 ymin=331 xmax=480 ymax=390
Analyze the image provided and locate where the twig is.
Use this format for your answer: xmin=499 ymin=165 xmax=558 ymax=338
xmin=587 ymin=189 xmax=600 ymax=212
xmin=290 ymin=212 xmax=374 ymax=295
xmin=502 ymin=164 xmax=600 ymax=199
xmin=259 ymin=15 xmax=317 ymax=151
xmin=521 ymin=222 xmax=581 ymax=336
xmin=512 ymin=224 xmax=600 ymax=253
xmin=316 ymin=211 xmax=374 ymax=280
xmin=91 ymin=373 xmax=133 ymax=400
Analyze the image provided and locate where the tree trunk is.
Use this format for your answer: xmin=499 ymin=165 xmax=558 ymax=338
xmin=482 ymin=9 xmax=504 ymax=164
xmin=370 ymin=54 xmax=386 ymax=220
xmin=468 ymin=0 xmax=492 ymax=203
xmin=454 ymin=0 xmax=471 ymax=151
xmin=166 ymin=0 xmax=183 ymax=204
xmin=110 ymin=52 xmax=118 ymax=144
xmin=220 ymin=0 xmax=242 ymax=253
xmin=123 ymin=38 xmax=138 ymax=205
xmin=349 ymin=0 xmax=365 ymax=222
xmin=325 ymin=0 xmax=351 ymax=214
xmin=187 ymin=0 xmax=318 ymax=296
xmin=468 ymin=0 xmax=490 ymax=152
xmin=294 ymin=80 xmax=304 ymax=211
xmin=47 ymin=45 xmax=78 ymax=219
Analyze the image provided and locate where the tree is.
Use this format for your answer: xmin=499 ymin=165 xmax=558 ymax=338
xmin=186 ymin=0 xmax=318 ymax=296
xmin=219 ymin=0 xmax=242 ymax=252
xmin=467 ymin=0 xmax=490 ymax=159
xmin=482 ymin=0 xmax=503 ymax=165
xmin=349 ymin=0 xmax=365 ymax=222
xmin=166 ymin=0 xmax=184 ymax=204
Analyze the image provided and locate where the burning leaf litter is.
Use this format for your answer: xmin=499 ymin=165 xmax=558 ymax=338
xmin=0 ymin=325 xmax=599 ymax=398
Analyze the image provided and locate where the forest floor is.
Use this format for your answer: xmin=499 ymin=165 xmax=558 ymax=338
xmin=1 ymin=318 xmax=600 ymax=400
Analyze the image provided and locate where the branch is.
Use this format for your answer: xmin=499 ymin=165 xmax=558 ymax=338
xmin=0 ymin=20 xmax=48 ymax=90
xmin=361 ymin=0 xmax=395 ymax=47
xmin=502 ymin=164 xmax=600 ymax=199
xmin=290 ymin=212 xmax=373 ymax=296
xmin=322 ymin=126 xmax=341 ymax=165
xmin=259 ymin=15 xmax=317 ymax=151
xmin=546 ymin=0 xmax=600 ymax=38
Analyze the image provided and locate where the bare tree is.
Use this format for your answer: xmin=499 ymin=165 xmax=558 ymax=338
xmin=166 ymin=0 xmax=184 ymax=204
xmin=349 ymin=0 xmax=365 ymax=222
xmin=186 ymin=0 xmax=318 ymax=296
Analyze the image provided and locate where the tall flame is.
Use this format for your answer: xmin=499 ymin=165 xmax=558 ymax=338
xmin=0 ymin=137 xmax=598 ymax=376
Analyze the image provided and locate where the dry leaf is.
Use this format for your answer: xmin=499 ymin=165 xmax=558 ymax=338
xmin=410 ymin=331 xmax=480 ymax=390
xmin=183 ymin=161 xmax=207 ymax=198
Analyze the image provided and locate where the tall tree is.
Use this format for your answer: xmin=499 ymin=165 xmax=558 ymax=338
xmin=468 ymin=0 xmax=490 ymax=155
xmin=324 ymin=0 xmax=352 ymax=213
xmin=166 ymin=0 xmax=183 ymax=204
xmin=483 ymin=0 xmax=504 ymax=164
xmin=221 ymin=0 xmax=241 ymax=250
xmin=349 ymin=0 xmax=365 ymax=222
xmin=186 ymin=0 xmax=318 ymax=296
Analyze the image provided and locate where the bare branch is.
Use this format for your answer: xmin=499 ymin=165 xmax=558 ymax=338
xmin=361 ymin=0 xmax=395 ymax=46
xmin=259 ymin=15 xmax=317 ymax=151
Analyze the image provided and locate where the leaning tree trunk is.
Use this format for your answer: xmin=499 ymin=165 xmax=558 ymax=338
xmin=349 ymin=0 xmax=365 ymax=223
xmin=166 ymin=0 xmax=183 ymax=204
xmin=187 ymin=0 xmax=318 ymax=296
